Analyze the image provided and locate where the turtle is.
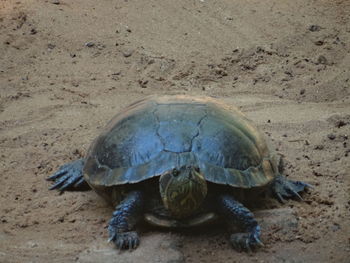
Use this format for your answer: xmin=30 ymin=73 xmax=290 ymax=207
xmin=47 ymin=95 xmax=311 ymax=252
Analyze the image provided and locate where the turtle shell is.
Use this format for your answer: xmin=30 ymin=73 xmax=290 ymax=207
xmin=83 ymin=95 xmax=278 ymax=195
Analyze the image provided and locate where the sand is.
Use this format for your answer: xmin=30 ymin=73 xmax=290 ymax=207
xmin=0 ymin=0 xmax=349 ymax=262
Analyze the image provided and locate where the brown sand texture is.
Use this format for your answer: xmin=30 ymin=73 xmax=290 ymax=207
xmin=1 ymin=0 xmax=349 ymax=262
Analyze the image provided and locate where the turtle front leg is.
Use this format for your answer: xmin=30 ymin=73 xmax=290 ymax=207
xmin=108 ymin=190 xmax=145 ymax=250
xmin=216 ymin=194 xmax=263 ymax=252
xmin=271 ymin=175 xmax=312 ymax=203
xmin=47 ymin=159 xmax=90 ymax=192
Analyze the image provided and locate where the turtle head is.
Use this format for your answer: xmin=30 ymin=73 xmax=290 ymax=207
xmin=159 ymin=166 xmax=207 ymax=218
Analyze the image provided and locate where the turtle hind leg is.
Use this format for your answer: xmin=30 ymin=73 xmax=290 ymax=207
xmin=271 ymin=175 xmax=312 ymax=203
xmin=216 ymin=194 xmax=263 ymax=252
xmin=47 ymin=158 xmax=90 ymax=192
xmin=108 ymin=190 xmax=145 ymax=250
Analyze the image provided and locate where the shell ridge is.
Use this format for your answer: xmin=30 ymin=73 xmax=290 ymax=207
xmin=189 ymin=109 xmax=208 ymax=152
xmin=153 ymin=107 xmax=166 ymax=150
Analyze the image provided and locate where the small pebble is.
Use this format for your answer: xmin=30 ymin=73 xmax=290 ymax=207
xmin=331 ymin=223 xmax=340 ymax=232
xmin=327 ymin=133 xmax=336 ymax=140
xmin=85 ymin=42 xmax=95 ymax=47
xmin=51 ymin=0 xmax=60 ymax=4
xmin=313 ymin=170 xmax=323 ymax=177
xmin=300 ymin=88 xmax=306 ymax=95
xmin=309 ymin=25 xmax=321 ymax=32
xmin=31 ymin=242 xmax=38 ymax=248
xmin=122 ymin=50 xmax=133 ymax=57
xmin=47 ymin=43 xmax=56 ymax=50
xmin=335 ymin=120 xmax=346 ymax=128
xmin=340 ymin=134 xmax=348 ymax=141
xmin=317 ymin=55 xmax=327 ymax=64
xmin=138 ymin=79 xmax=148 ymax=88
xmin=345 ymin=149 xmax=350 ymax=157
xmin=314 ymin=145 xmax=324 ymax=150
xmin=96 ymin=43 xmax=106 ymax=50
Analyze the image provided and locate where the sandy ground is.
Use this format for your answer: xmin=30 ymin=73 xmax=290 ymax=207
xmin=1 ymin=0 xmax=350 ymax=262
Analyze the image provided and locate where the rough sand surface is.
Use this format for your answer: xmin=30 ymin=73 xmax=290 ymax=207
xmin=1 ymin=0 xmax=350 ymax=262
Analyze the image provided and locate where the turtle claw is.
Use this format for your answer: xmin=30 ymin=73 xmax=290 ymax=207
xmin=48 ymin=159 xmax=89 ymax=192
xmin=47 ymin=168 xmax=67 ymax=181
xmin=272 ymin=176 xmax=310 ymax=203
xmin=253 ymin=236 xmax=264 ymax=248
xmin=108 ymin=231 xmax=140 ymax=250
xmin=74 ymin=177 xmax=86 ymax=188
xmin=230 ymin=233 xmax=262 ymax=252
xmin=295 ymin=181 xmax=314 ymax=189
xmin=276 ymin=192 xmax=285 ymax=203
xmin=290 ymin=189 xmax=303 ymax=201
xmin=107 ymin=235 xmax=114 ymax=243
xmin=49 ymin=174 xmax=70 ymax=190
xmin=230 ymin=225 xmax=263 ymax=252
xmin=116 ymin=239 xmax=123 ymax=250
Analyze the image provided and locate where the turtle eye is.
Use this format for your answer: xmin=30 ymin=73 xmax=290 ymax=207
xmin=194 ymin=167 xmax=200 ymax=173
xmin=172 ymin=168 xmax=179 ymax=176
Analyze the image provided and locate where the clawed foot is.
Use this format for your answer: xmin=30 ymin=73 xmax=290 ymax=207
xmin=230 ymin=225 xmax=264 ymax=252
xmin=271 ymin=176 xmax=312 ymax=203
xmin=108 ymin=230 xmax=140 ymax=250
xmin=47 ymin=159 xmax=89 ymax=192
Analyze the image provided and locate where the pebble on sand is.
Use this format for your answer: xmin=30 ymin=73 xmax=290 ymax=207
xmin=309 ymin=25 xmax=321 ymax=32
xmin=122 ymin=50 xmax=134 ymax=57
xmin=327 ymin=133 xmax=336 ymax=140
xmin=85 ymin=42 xmax=95 ymax=47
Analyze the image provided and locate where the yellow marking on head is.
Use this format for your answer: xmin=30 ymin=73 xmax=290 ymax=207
xmin=159 ymin=167 xmax=207 ymax=218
